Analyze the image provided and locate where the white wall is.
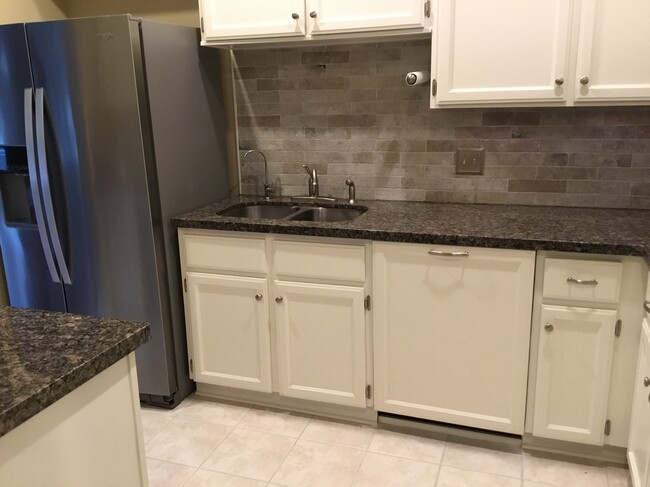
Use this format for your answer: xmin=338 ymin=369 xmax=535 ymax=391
xmin=0 ymin=0 xmax=66 ymax=24
xmin=64 ymin=0 xmax=199 ymax=27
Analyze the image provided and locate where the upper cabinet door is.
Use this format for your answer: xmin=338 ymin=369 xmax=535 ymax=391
xmin=433 ymin=0 xmax=572 ymax=106
xmin=574 ymin=0 xmax=650 ymax=103
xmin=306 ymin=0 xmax=428 ymax=36
xmin=200 ymin=0 xmax=306 ymax=42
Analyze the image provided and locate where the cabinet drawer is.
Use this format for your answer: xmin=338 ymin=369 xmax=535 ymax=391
xmin=543 ymin=258 xmax=622 ymax=303
xmin=183 ymin=233 xmax=267 ymax=274
xmin=273 ymin=240 xmax=365 ymax=283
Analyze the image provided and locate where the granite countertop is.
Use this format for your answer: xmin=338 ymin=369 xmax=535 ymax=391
xmin=172 ymin=196 xmax=650 ymax=263
xmin=0 ymin=307 xmax=150 ymax=438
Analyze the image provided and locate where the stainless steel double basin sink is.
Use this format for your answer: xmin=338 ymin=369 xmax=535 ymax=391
xmin=219 ymin=203 xmax=366 ymax=223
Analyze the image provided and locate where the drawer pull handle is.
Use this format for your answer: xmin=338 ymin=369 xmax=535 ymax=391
xmin=428 ymin=250 xmax=470 ymax=257
xmin=544 ymin=323 xmax=554 ymax=332
xmin=644 ymin=377 xmax=650 ymax=387
xmin=644 ymin=300 xmax=650 ymax=314
xmin=566 ymin=277 xmax=598 ymax=286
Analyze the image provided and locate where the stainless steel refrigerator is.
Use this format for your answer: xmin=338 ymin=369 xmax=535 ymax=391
xmin=0 ymin=15 xmax=230 ymax=407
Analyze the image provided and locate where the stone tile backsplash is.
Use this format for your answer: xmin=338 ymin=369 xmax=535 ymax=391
xmin=234 ymin=40 xmax=650 ymax=209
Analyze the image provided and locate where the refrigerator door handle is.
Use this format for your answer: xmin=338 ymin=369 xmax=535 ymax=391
xmin=24 ymin=88 xmax=60 ymax=284
xmin=34 ymin=87 xmax=72 ymax=285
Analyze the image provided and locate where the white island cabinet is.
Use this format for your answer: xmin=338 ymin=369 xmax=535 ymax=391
xmin=0 ymin=354 xmax=147 ymax=487
xmin=372 ymin=242 xmax=535 ymax=434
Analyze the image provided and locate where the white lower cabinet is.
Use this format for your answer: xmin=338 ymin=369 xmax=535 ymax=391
xmin=628 ymin=319 xmax=650 ymax=487
xmin=274 ymin=281 xmax=367 ymax=407
xmin=532 ymin=305 xmax=617 ymax=445
xmin=185 ymin=271 xmax=272 ymax=392
xmin=373 ymin=242 xmax=535 ymax=434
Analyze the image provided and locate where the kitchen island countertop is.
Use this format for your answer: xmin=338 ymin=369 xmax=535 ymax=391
xmin=0 ymin=307 xmax=150 ymax=438
xmin=172 ymin=197 xmax=650 ymax=264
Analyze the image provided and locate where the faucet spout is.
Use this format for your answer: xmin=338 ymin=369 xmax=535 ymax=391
xmin=301 ymin=164 xmax=319 ymax=197
xmin=243 ymin=150 xmax=272 ymax=200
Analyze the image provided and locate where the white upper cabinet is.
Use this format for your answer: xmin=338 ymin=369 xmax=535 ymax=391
xmin=574 ymin=0 xmax=650 ymax=103
xmin=200 ymin=0 xmax=306 ymax=42
xmin=200 ymin=0 xmax=430 ymax=45
xmin=306 ymin=0 xmax=428 ymax=36
xmin=432 ymin=0 xmax=572 ymax=107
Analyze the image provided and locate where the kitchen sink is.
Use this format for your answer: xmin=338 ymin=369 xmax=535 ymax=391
xmin=218 ymin=203 xmax=367 ymax=222
xmin=289 ymin=207 xmax=366 ymax=222
xmin=219 ymin=204 xmax=300 ymax=219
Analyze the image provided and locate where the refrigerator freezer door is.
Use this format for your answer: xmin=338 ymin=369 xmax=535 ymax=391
xmin=0 ymin=25 xmax=66 ymax=311
xmin=25 ymin=16 xmax=176 ymax=398
xmin=0 ymin=24 xmax=32 ymax=147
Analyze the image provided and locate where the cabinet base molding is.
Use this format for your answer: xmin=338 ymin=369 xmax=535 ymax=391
xmin=378 ymin=413 xmax=522 ymax=452
xmin=196 ymin=383 xmax=377 ymax=425
xmin=522 ymin=434 xmax=628 ymax=467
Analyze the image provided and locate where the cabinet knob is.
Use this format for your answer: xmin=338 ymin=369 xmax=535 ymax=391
xmin=555 ymin=77 xmax=564 ymax=86
xmin=309 ymin=11 xmax=318 ymax=18
xmin=544 ymin=323 xmax=554 ymax=332
xmin=292 ymin=12 xmax=299 ymax=19
xmin=580 ymin=76 xmax=590 ymax=85
xmin=644 ymin=377 xmax=650 ymax=387
xmin=275 ymin=296 xmax=284 ymax=303
xmin=255 ymin=293 xmax=263 ymax=301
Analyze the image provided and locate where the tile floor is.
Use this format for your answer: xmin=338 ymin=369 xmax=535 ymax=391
xmin=141 ymin=395 xmax=632 ymax=487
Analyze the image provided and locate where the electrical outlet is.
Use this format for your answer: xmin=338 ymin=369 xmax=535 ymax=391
xmin=456 ymin=148 xmax=485 ymax=175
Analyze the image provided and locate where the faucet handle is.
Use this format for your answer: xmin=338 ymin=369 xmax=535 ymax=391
xmin=345 ymin=179 xmax=356 ymax=204
xmin=302 ymin=164 xmax=312 ymax=176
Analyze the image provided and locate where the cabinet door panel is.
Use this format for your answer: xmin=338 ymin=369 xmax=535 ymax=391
xmin=433 ymin=0 xmax=571 ymax=105
xmin=574 ymin=0 xmax=650 ymax=103
xmin=275 ymin=281 xmax=367 ymax=407
xmin=533 ymin=305 xmax=617 ymax=445
xmin=186 ymin=272 xmax=272 ymax=392
xmin=306 ymin=0 xmax=426 ymax=35
xmin=200 ymin=0 xmax=306 ymax=41
xmin=628 ymin=320 xmax=650 ymax=487
xmin=373 ymin=243 xmax=535 ymax=434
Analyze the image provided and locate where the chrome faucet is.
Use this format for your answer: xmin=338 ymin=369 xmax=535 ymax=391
xmin=302 ymin=164 xmax=319 ymax=197
xmin=345 ymin=179 xmax=356 ymax=204
xmin=242 ymin=149 xmax=273 ymax=200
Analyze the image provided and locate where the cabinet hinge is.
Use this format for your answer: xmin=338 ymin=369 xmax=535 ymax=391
xmin=364 ymin=295 xmax=371 ymax=311
xmin=604 ymin=419 xmax=611 ymax=436
xmin=615 ymin=319 xmax=622 ymax=337
xmin=189 ymin=358 xmax=194 ymax=373
xmin=183 ymin=278 xmax=188 ymax=293
xmin=365 ymin=384 xmax=372 ymax=400
xmin=431 ymin=79 xmax=437 ymax=96
xmin=200 ymin=17 xmax=204 ymax=33
xmin=424 ymin=0 xmax=431 ymax=18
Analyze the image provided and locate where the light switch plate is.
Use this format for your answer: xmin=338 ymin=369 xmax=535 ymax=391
xmin=456 ymin=148 xmax=485 ymax=175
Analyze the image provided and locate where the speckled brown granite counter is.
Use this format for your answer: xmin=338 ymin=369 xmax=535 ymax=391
xmin=0 ymin=307 xmax=150 ymax=438
xmin=172 ymin=197 xmax=650 ymax=264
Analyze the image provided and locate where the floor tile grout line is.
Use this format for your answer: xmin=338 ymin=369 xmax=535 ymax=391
xmin=196 ymin=424 xmax=235 ymax=470
xmin=347 ymin=449 xmax=369 ymax=487
xmin=433 ymin=440 xmax=447 ymax=487
xmin=266 ymin=434 xmax=300 ymax=485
